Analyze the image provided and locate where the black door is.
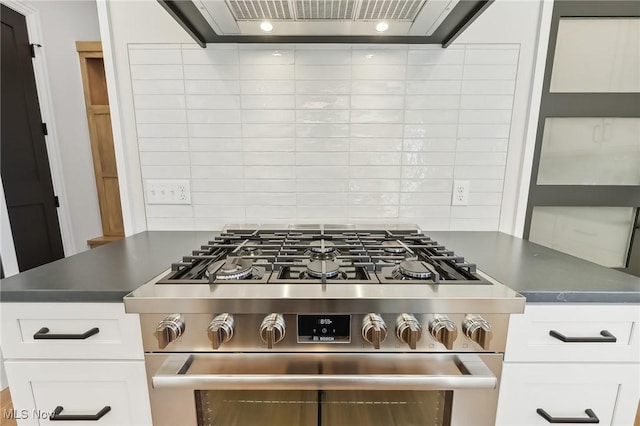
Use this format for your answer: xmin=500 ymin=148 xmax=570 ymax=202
xmin=1 ymin=5 xmax=64 ymax=271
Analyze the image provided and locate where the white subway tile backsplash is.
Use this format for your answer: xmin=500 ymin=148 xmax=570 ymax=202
xmin=243 ymin=138 xmax=295 ymax=151
xmin=243 ymin=152 xmax=295 ymax=165
xmin=297 ymin=179 xmax=349 ymax=192
xmin=296 ymin=95 xmax=350 ymax=109
xmin=296 ymin=166 xmax=349 ymax=179
xmin=188 ymin=110 xmax=242 ymax=124
xmin=191 ymin=165 xmax=243 ymax=179
xmin=189 ymin=138 xmax=242 ymax=151
xmin=243 ymin=123 xmax=295 ymax=138
xmin=349 ymin=152 xmax=401 ymax=166
xmin=129 ymin=49 xmax=181 ymax=64
xmin=296 ymin=138 xmax=349 ymax=152
xmin=405 ymin=95 xmax=460 ymax=110
xmin=351 ymin=96 xmax=404 ymax=110
xmin=350 ymin=110 xmax=404 ymax=124
xmin=296 ymin=124 xmax=350 ymax=138
xmin=241 ymin=80 xmax=295 ymax=95
xmin=132 ymin=80 xmax=185 ymax=94
xmin=138 ymin=138 xmax=189 ymax=152
xmin=463 ymin=65 xmax=518 ymax=80
xmin=186 ymin=95 xmax=240 ymax=109
xmin=188 ymin=124 xmax=241 ymax=138
xmin=244 ymin=166 xmax=295 ymax=179
xmin=404 ymin=124 xmax=457 ymax=138
xmin=350 ymin=124 xmax=403 ymax=138
xmin=185 ymin=80 xmax=241 ymax=95
xmin=406 ymin=65 xmax=463 ymax=80
xmin=402 ymin=139 xmax=456 ymax=152
xmin=240 ymin=65 xmax=294 ymax=80
xmin=131 ymin=65 xmax=183 ymax=80
xmin=245 ymin=179 xmax=297 ymax=192
xmin=134 ymin=94 xmax=186 ymax=109
xmin=182 ymin=48 xmax=239 ymax=64
xmin=241 ymin=95 xmax=295 ymax=109
xmin=352 ymin=65 xmax=406 ymax=80
xmin=351 ymin=81 xmax=405 ymax=95
xmin=137 ymin=123 xmax=188 ymax=138
xmin=183 ymin=65 xmax=239 ymax=80
xmin=140 ymin=151 xmax=189 ymax=165
xmin=239 ymin=49 xmax=295 ymax=65
xmin=296 ymin=65 xmax=351 ymax=80
xmin=131 ymin=44 xmax=519 ymax=230
xmin=404 ymin=110 xmax=458 ymax=124
xmin=350 ymin=138 xmax=402 ymax=151
xmin=349 ymin=193 xmax=400 ymax=205
xmin=297 ymin=110 xmax=350 ymax=123
xmin=136 ymin=109 xmax=187 ymax=124
xmin=190 ymin=152 xmax=243 ymax=165
xmin=296 ymin=152 xmax=348 ymax=166
xmin=349 ymin=179 xmax=400 ymax=192
xmin=296 ymin=50 xmax=351 ymax=65
xmin=296 ymin=80 xmax=351 ymax=95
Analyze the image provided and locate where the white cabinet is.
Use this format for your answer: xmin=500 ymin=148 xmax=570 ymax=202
xmin=498 ymin=304 xmax=640 ymax=426
xmin=1 ymin=303 xmax=151 ymax=426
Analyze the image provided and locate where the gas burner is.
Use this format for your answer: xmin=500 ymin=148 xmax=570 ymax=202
xmin=382 ymin=240 xmax=407 ymax=254
xmin=309 ymin=240 xmax=336 ymax=253
xmin=302 ymin=260 xmax=345 ymax=280
xmin=305 ymin=240 xmax=340 ymax=260
xmin=238 ymin=246 xmax=262 ymax=257
xmin=206 ymin=258 xmax=264 ymax=282
xmin=392 ymin=260 xmax=434 ymax=280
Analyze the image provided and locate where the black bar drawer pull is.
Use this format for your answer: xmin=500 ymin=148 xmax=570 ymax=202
xmin=549 ymin=330 xmax=616 ymax=343
xmin=536 ymin=408 xmax=599 ymax=423
xmin=33 ymin=327 xmax=100 ymax=340
xmin=50 ymin=405 xmax=111 ymax=421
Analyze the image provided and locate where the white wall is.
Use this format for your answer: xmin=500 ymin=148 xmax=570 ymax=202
xmin=103 ymin=0 xmax=545 ymax=234
xmin=0 ymin=0 xmax=103 ymax=262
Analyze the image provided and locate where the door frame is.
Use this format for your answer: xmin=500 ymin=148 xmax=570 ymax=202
xmin=0 ymin=0 xmax=76 ymax=275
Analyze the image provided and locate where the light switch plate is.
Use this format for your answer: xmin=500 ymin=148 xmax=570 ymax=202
xmin=145 ymin=180 xmax=191 ymax=204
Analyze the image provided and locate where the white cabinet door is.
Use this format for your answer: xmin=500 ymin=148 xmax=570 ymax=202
xmin=4 ymin=360 xmax=152 ymax=426
xmin=505 ymin=304 xmax=640 ymax=363
xmin=496 ymin=363 xmax=640 ymax=426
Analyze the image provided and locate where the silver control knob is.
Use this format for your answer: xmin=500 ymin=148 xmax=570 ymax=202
xmin=462 ymin=314 xmax=492 ymax=349
xmin=428 ymin=314 xmax=458 ymax=350
xmin=208 ymin=313 xmax=234 ymax=350
xmin=155 ymin=313 xmax=185 ymax=349
xmin=362 ymin=313 xmax=388 ymax=349
xmin=395 ymin=314 xmax=422 ymax=349
xmin=260 ymin=313 xmax=285 ymax=349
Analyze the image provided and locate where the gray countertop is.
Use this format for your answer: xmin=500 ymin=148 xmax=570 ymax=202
xmin=1 ymin=231 xmax=638 ymax=304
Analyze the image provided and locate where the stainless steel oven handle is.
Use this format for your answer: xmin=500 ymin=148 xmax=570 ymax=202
xmin=152 ymin=354 xmax=497 ymax=391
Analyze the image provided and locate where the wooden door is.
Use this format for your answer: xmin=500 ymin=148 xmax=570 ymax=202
xmin=1 ymin=5 xmax=64 ymax=270
xmin=76 ymin=42 xmax=124 ymax=247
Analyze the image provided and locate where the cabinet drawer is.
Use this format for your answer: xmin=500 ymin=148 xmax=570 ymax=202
xmin=4 ymin=360 xmax=151 ymax=426
xmin=1 ymin=303 xmax=143 ymax=360
xmin=496 ymin=363 xmax=640 ymax=426
xmin=505 ymin=304 xmax=639 ymax=362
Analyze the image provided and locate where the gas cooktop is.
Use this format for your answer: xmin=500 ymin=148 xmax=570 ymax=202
xmin=160 ymin=224 xmax=482 ymax=285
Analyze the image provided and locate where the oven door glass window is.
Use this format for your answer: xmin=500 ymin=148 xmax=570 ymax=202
xmin=195 ymin=390 xmax=451 ymax=426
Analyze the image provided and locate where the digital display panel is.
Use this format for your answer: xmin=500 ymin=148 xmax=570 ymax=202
xmin=297 ymin=315 xmax=350 ymax=343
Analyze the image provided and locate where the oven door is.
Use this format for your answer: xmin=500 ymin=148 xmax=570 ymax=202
xmin=145 ymin=353 xmax=503 ymax=426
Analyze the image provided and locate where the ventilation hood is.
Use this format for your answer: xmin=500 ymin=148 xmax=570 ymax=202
xmin=158 ymin=0 xmax=493 ymax=47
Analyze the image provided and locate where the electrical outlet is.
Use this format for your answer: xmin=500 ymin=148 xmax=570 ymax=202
xmin=146 ymin=180 xmax=191 ymax=205
xmin=452 ymin=180 xmax=470 ymax=206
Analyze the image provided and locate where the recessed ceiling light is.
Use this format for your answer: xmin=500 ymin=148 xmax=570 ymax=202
xmin=260 ymin=21 xmax=273 ymax=32
xmin=376 ymin=22 xmax=389 ymax=32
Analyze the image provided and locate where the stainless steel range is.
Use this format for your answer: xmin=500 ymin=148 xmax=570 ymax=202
xmin=125 ymin=224 xmax=525 ymax=426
